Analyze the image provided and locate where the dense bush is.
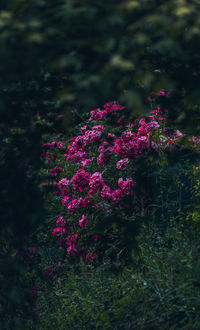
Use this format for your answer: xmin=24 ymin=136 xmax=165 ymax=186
xmin=40 ymin=97 xmax=199 ymax=266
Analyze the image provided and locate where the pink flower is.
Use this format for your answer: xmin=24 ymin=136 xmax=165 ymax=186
xmin=67 ymin=197 xmax=92 ymax=214
xmin=89 ymin=172 xmax=104 ymax=192
xmin=158 ymin=90 xmax=166 ymax=96
xmin=89 ymin=102 xmax=125 ymax=121
xmin=67 ymin=198 xmax=81 ymax=214
xmin=97 ymin=142 xmax=114 ymax=166
xmin=174 ymin=130 xmax=183 ymax=138
xmin=89 ymin=108 xmax=107 ymax=121
xmin=116 ymin=158 xmax=129 ymax=170
xmin=56 ymin=216 xmax=66 ymax=227
xmin=149 ymin=120 xmax=160 ymax=129
xmin=67 ymin=245 xmax=79 ymax=256
xmin=188 ymin=136 xmax=200 ymax=145
xmin=54 ymin=178 xmax=70 ymax=196
xmin=52 ymin=227 xmax=66 ymax=237
xmin=111 ymin=189 xmax=123 ymax=203
xmin=101 ymin=185 xmax=113 ymax=201
xmin=84 ymin=126 xmax=104 ymax=144
xmin=81 ymin=125 xmax=87 ymax=134
xmin=118 ymin=177 xmax=135 ymax=195
xmin=80 ymin=157 xmax=94 ymax=167
xmin=79 ymin=215 xmax=88 ymax=228
xmin=97 ymin=153 xmax=108 ymax=166
xmin=71 ymin=169 xmax=91 ymax=192
xmin=62 ymin=196 xmax=70 ymax=207
xmin=66 ymin=234 xmax=79 ymax=246
xmin=42 ymin=141 xmax=63 ymax=149
xmin=107 ymin=133 xmax=116 ymax=140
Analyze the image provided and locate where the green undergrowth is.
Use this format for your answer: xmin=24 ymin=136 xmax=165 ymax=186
xmin=29 ymin=214 xmax=200 ymax=330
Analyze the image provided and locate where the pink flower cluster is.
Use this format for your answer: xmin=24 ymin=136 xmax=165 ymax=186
xmin=189 ymin=136 xmax=200 ymax=146
xmin=89 ymin=172 xmax=104 ymax=193
xmin=44 ymin=99 xmax=197 ymax=264
xmin=65 ymin=234 xmax=80 ymax=256
xmin=52 ymin=227 xmax=66 ymax=237
xmin=114 ymin=131 xmax=147 ymax=159
xmin=89 ymin=101 xmax=125 ymax=121
xmin=97 ymin=141 xmax=114 ymax=166
xmin=100 ymin=185 xmax=123 ymax=204
xmin=54 ymin=178 xmax=70 ymax=197
xmin=71 ymin=169 xmax=91 ymax=192
xmin=64 ymin=126 xmax=104 ymax=165
xmin=118 ymin=177 xmax=135 ymax=195
xmin=52 ymin=216 xmax=66 ymax=237
xmin=116 ymin=158 xmax=129 ymax=170
xmin=79 ymin=215 xmax=88 ymax=228
xmin=158 ymin=90 xmax=171 ymax=97
xmin=67 ymin=197 xmax=92 ymax=215
xmin=42 ymin=141 xmax=63 ymax=149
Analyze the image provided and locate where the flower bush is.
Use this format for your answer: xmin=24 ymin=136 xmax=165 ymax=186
xmin=42 ymin=99 xmax=200 ymax=265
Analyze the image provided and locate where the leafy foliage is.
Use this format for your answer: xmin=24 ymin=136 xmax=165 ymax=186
xmin=0 ymin=0 xmax=200 ymax=327
xmin=27 ymin=100 xmax=200 ymax=329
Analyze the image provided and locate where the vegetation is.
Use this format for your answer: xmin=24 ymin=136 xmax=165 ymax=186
xmin=0 ymin=0 xmax=200 ymax=329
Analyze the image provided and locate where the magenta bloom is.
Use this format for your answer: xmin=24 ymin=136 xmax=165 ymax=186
xmin=101 ymin=185 xmax=113 ymax=201
xmin=42 ymin=141 xmax=63 ymax=149
xmin=56 ymin=216 xmax=66 ymax=227
xmin=54 ymin=178 xmax=70 ymax=196
xmin=71 ymin=169 xmax=91 ymax=192
xmin=52 ymin=227 xmax=66 ymax=237
xmin=111 ymin=189 xmax=123 ymax=203
xmin=149 ymin=120 xmax=160 ymax=129
xmin=118 ymin=177 xmax=135 ymax=195
xmin=81 ymin=125 xmax=88 ymax=134
xmin=89 ymin=172 xmax=104 ymax=192
xmin=173 ymin=130 xmax=183 ymax=138
xmin=66 ymin=234 xmax=79 ymax=246
xmin=79 ymin=215 xmax=88 ymax=228
xmin=158 ymin=90 xmax=166 ymax=96
xmin=67 ymin=245 xmax=79 ymax=256
xmin=62 ymin=196 xmax=70 ymax=207
xmin=116 ymin=158 xmax=129 ymax=170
